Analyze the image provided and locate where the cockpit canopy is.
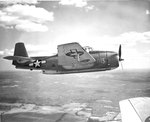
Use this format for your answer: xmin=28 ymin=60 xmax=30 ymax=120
xmin=83 ymin=46 xmax=93 ymax=52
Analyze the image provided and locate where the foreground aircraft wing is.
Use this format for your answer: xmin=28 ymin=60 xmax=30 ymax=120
xmin=58 ymin=42 xmax=95 ymax=66
xmin=119 ymin=97 xmax=150 ymax=122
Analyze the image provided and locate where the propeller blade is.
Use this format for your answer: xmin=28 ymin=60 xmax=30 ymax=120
xmin=119 ymin=44 xmax=124 ymax=61
xmin=119 ymin=45 xmax=121 ymax=60
xmin=118 ymin=44 xmax=124 ymax=70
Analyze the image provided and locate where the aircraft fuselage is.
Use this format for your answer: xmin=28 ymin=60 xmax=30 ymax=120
xmin=15 ymin=51 xmax=119 ymax=74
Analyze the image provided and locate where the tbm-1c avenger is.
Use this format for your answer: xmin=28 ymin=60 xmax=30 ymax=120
xmin=4 ymin=42 xmax=124 ymax=74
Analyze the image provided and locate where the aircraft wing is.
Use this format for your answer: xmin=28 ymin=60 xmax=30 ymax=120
xmin=58 ymin=42 xmax=95 ymax=66
xmin=119 ymin=97 xmax=150 ymax=122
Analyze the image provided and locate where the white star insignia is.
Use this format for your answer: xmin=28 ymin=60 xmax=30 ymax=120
xmin=29 ymin=60 xmax=46 ymax=68
xmin=34 ymin=60 xmax=41 ymax=68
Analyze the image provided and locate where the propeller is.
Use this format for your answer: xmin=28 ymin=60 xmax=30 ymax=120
xmin=118 ymin=44 xmax=124 ymax=70
xmin=119 ymin=44 xmax=124 ymax=61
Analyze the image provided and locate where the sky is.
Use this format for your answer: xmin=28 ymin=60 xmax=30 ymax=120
xmin=0 ymin=0 xmax=150 ymax=70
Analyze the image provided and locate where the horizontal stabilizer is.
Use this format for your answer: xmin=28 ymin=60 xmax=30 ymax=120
xmin=4 ymin=56 xmax=34 ymax=62
xmin=119 ymin=97 xmax=150 ymax=122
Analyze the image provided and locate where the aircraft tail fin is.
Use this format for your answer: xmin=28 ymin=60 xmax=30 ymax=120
xmin=14 ymin=42 xmax=28 ymax=57
xmin=13 ymin=42 xmax=28 ymax=65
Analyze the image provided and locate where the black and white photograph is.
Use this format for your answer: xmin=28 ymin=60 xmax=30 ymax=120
xmin=0 ymin=0 xmax=150 ymax=122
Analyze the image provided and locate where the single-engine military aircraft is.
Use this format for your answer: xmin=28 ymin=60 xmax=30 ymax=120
xmin=4 ymin=42 xmax=123 ymax=74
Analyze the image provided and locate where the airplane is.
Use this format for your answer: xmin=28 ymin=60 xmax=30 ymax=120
xmin=119 ymin=97 xmax=150 ymax=122
xmin=4 ymin=42 xmax=124 ymax=74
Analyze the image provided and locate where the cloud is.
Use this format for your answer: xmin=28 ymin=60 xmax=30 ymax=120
xmin=15 ymin=22 xmax=48 ymax=32
xmin=0 ymin=49 xmax=13 ymax=57
xmin=146 ymin=10 xmax=150 ymax=15
xmin=0 ymin=0 xmax=38 ymax=5
xmin=0 ymin=51 xmax=3 ymax=56
xmin=145 ymin=49 xmax=150 ymax=56
xmin=0 ymin=4 xmax=54 ymax=32
xmin=56 ymin=27 xmax=150 ymax=51
xmin=4 ymin=4 xmax=53 ymax=22
xmin=85 ymin=5 xmax=94 ymax=12
xmin=26 ymin=44 xmax=55 ymax=56
xmin=0 ymin=43 xmax=55 ymax=57
xmin=116 ymin=31 xmax=150 ymax=47
xmin=59 ymin=0 xmax=87 ymax=7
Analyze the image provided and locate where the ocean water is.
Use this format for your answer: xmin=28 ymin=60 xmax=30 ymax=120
xmin=0 ymin=69 xmax=150 ymax=116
